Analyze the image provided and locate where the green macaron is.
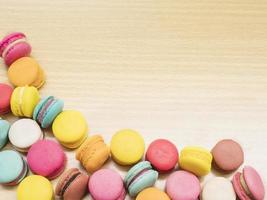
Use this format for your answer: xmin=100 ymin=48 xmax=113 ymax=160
xmin=0 ymin=118 xmax=10 ymax=149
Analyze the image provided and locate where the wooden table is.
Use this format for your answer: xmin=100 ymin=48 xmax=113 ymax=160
xmin=0 ymin=0 xmax=266 ymax=199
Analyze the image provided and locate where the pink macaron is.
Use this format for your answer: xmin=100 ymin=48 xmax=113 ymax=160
xmin=232 ymin=166 xmax=265 ymax=200
xmin=0 ymin=32 xmax=31 ymax=66
xmin=27 ymin=139 xmax=66 ymax=180
xmin=146 ymin=139 xmax=179 ymax=172
xmin=166 ymin=170 xmax=201 ymax=200
xmin=0 ymin=83 xmax=13 ymax=114
xmin=88 ymin=169 xmax=126 ymax=200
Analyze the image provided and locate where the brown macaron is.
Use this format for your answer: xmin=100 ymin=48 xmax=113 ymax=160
xmin=55 ymin=168 xmax=89 ymax=200
xmin=212 ymin=139 xmax=244 ymax=172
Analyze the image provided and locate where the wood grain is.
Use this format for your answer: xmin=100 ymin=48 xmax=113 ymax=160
xmin=0 ymin=0 xmax=267 ymax=199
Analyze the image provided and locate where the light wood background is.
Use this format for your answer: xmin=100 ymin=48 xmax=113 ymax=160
xmin=0 ymin=0 xmax=267 ymax=199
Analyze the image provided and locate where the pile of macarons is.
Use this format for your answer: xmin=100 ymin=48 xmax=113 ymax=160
xmin=0 ymin=32 xmax=265 ymax=200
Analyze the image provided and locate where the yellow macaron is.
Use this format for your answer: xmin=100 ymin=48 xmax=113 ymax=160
xmin=8 ymin=57 xmax=45 ymax=89
xmin=179 ymin=146 xmax=213 ymax=176
xmin=10 ymin=86 xmax=40 ymax=118
xmin=111 ymin=129 xmax=145 ymax=165
xmin=52 ymin=110 xmax=88 ymax=149
xmin=17 ymin=175 xmax=53 ymax=200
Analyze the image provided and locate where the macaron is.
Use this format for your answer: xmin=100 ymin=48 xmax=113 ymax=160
xmin=124 ymin=161 xmax=158 ymax=197
xmin=17 ymin=175 xmax=53 ymax=200
xmin=52 ymin=110 xmax=88 ymax=149
xmin=111 ymin=129 xmax=145 ymax=165
xmin=136 ymin=187 xmax=170 ymax=200
xmin=55 ymin=168 xmax=89 ymax=200
xmin=0 ymin=83 xmax=13 ymax=114
xmin=179 ymin=146 xmax=212 ymax=176
xmin=0 ymin=118 xmax=10 ymax=149
xmin=0 ymin=32 xmax=31 ymax=66
xmin=10 ymin=86 xmax=40 ymax=118
xmin=0 ymin=150 xmax=28 ymax=186
xmin=166 ymin=170 xmax=200 ymax=200
xmin=8 ymin=57 xmax=45 ymax=88
xmin=232 ymin=166 xmax=265 ymax=200
xmin=212 ymin=139 xmax=244 ymax=172
xmin=33 ymin=96 xmax=64 ymax=128
xmin=76 ymin=135 xmax=110 ymax=173
xmin=88 ymin=169 xmax=126 ymax=200
xmin=8 ymin=119 xmax=43 ymax=152
xmin=146 ymin=139 xmax=178 ymax=172
xmin=201 ymin=177 xmax=236 ymax=200
xmin=27 ymin=139 xmax=66 ymax=180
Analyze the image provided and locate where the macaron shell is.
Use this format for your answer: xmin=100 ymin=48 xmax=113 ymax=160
xmin=136 ymin=187 xmax=170 ymax=200
xmin=212 ymin=139 xmax=244 ymax=172
xmin=27 ymin=140 xmax=66 ymax=179
xmin=201 ymin=177 xmax=236 ymax=200
xmin=0 ymin=150 xmax=24 ymax=184
xmin=146 ymin=139 xmax=179 ymax=172
xmin=10 ymin=87 xmax=23 ymax=116
xmin=8 ymin=119 xmax=43 ymax=152
xmin=243 ymin=166 xmax=265 ymax=200
xmin=166 ymin=170 xmax=200 ymax=200
xmin=8 ymin=57 xmax=39 ymax=87
xmin=17 ymin=175 xmax=53 ymax=200
xmin=128 ymin=170 xmax=158 ymax=197
xmin=31 ymin=66 xmax=45 ymax=89
xmin=21 ymin=86 xmax=40 ymax=117
xmin=89 ymin=169 xmax=124 ymax=200
xmin=0 ymin=120 xmax=10 ymax=149
xmin=52 ymin=110 xmax=88 ymax=148
xmin=0 ymin=32 xmax=25 ymax=55
xmin=42 ymin=99 xmax=64 ymax=128
xmin=0 ymin=83 xmax=13 ymax=114
xmin=179 ymin=146 xmax=212 ymax=176
xmin=4 ymin=42 xmax=31 ymax=66
xmin=111 ymin=129 xmax=145 ymax=165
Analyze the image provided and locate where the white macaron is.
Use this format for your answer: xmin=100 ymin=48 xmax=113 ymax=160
xmin=8 ymin=119 xmax=43 ymax=152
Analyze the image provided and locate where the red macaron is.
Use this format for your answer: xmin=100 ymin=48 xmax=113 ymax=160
xmin=146 ymin=139 xmax=179 ymax=172
xmin=0 ymin=83 xmax=13 ymax=115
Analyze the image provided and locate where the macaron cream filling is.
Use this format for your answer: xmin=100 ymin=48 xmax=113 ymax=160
xmin=2 ymin=38 xmax=27 ymax=58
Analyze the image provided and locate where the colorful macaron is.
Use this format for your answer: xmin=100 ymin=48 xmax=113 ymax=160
xmin=124 ymin=161 xmax=158 ymax=197
xmin=0 ymin=83 xmax=13 ymax=114
xmin=179 ymin=146 xmax=212 ymax=176
xmin=17 ymin=175 xmax=53 ymax=200
xmin=33 ymin=96 xmax=64 ymax=128
xmin=0 ymin=150 xmax=28 ymax=186
xmin=8 ymin=119 xmax=43 ymax=152
xmin=76 ymin=135 xmax=110 ymax=173
xmin=166 ymin=170 xmax=201 ymax=200
xmin=136 ymin=187 xmax=170 ymax=200
xmin=0 ymin=118 xmax=10 ymax=149
xmin=202 ymin=177 xmax=236 ymax=200
xmin=8 ymin=57 xmax=45 ymax=88
xmin=0 ymin=32 xmax=31 ymax=66
xmin=212 ymin=139 xmax=244 ymax=172
xmin=146 ymin=139 xmax=178 ymax=172
xmin=55 ymin=168 xmax=89 ymax=200
xmin=111 ymin=129 xmax=145 ymax=165
xmin=10 ymin=86 xmax=40 ymax=118
xmin=27 ymin=139 xmax=66 ymax=180
xmin=88 ymin=168 xmax=126 ymax=200
xmin=52 ymin=110 xmax=88 ymax=148
xmin=232 ymin=166 xmax=265 ymax=200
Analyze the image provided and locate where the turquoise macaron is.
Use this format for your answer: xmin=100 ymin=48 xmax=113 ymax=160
xmin=0 ymin=150 xmax=28 ymax=185
xmin=124 ymin=161 xmax=158 ymax=197
xmin=33 ymin=96 xmax=64 ymax=128
xmin=0 ymin=118 xmax=10 ymax=149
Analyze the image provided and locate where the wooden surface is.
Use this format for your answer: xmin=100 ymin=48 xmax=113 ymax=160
xmin=0 ymin=0 xmax=267 ymax=199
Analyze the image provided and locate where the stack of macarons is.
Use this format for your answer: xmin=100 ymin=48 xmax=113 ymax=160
xmin=0 ymin=32 xmax=265 ymax=200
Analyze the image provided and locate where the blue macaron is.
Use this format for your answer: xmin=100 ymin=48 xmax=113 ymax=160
xmin=124 ymin=161 xmax=158 ymax=197
xmin=33 ymin=96 xmax=64 ymax=128
xmin=0 ymin=150 xmax=28 ymax=185
xmin=0 ymin=118 xmax=10 ymax=149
